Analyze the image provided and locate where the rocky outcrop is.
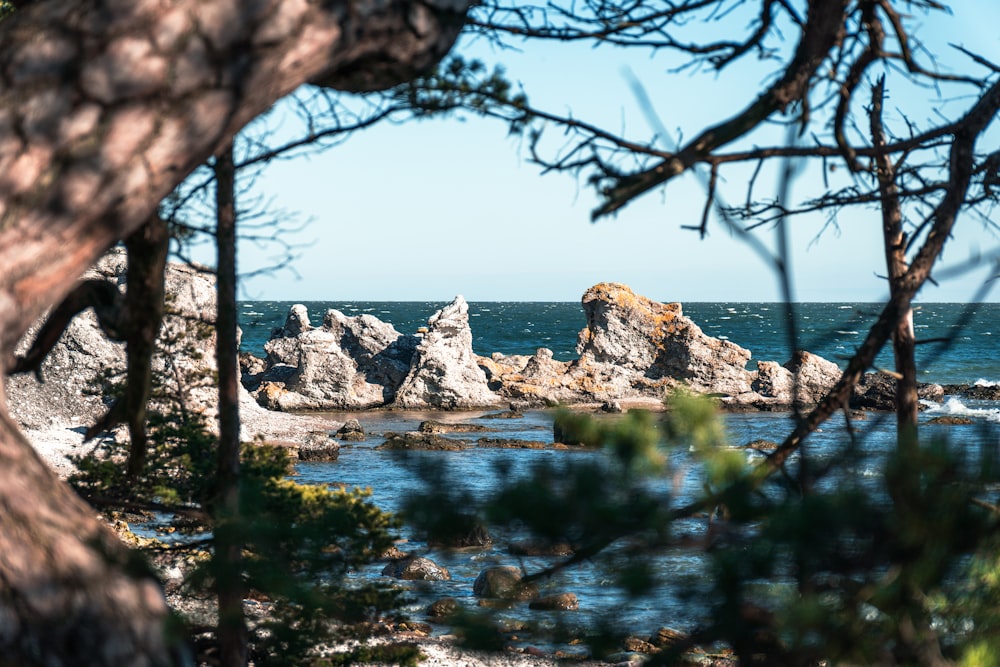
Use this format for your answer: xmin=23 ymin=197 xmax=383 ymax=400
xmin=479 ymin=284 xmax=756 ymax=407
xmin=7 ymin=249 xmax=221 ymax=430
xmin=246 ymin=281 xmax=933 ymax=412
xmin=472 ymin=566 xmax=539 ymax=600
xmin=393 ymin=297 xmax=501 ymax=409
xmin=255 ymin=307 xmax=418 ymax=411
xmin=251 ymin=296 xmax=498 ymax=411
xmin=577 ymin=283 xmax=753 ymax=395
xmin=7 ymin=249 xmax=321 ymax=447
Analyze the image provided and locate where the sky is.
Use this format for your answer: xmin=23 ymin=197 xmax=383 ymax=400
xmin=223 ymin=2 xmax=1000 ymax=304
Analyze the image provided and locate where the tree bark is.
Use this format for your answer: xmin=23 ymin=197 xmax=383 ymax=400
xmin=869 ymin=77 xmax=918 ymax=446
xmin=213 ymin=142 xmax=246 ymax=667
xmin=0 ymin=1 xmax=469 ymax=664
xmin=123 ymin=216 xmax=170 ymax=480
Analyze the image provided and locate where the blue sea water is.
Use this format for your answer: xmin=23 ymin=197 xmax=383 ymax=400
xmin=239 ymin=300 xmax=1000 ymax=386
xmin=237 ymin=299 xmax=1000 ymax=642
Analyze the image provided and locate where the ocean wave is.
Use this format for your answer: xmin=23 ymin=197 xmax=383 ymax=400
xmin=924 ymin=397 xmax=1000 ymax=423
xmin=974 ymin=379 xmax=1000 ymax=388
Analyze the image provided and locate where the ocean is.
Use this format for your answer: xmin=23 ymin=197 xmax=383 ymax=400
xmin=238 ymin=299 xmax=1000 ymax=643
xmin=239 ymin=300 xmax=1000 ymax=386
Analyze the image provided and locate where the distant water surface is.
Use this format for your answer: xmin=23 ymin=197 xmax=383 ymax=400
xmin=240 ymin=301 xmax=1000 ymax=386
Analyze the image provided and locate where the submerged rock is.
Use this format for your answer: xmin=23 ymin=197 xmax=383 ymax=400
xmin=427 ymin=597 xmax=460 ymax=619
xmin=418 ymin=420 xmax=492 ymax=434
xmin=529 ymin=592 xmax=579 ymax=611
xmin=472 ymin=566 xmax=539 ymax=600
xmin=375 ymin=432 xmax=468 ymax=451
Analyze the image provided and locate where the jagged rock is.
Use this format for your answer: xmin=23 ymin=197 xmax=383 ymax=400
xmin=782 ymin=350 xmax=841 ymax=404
xmin=277 ymin=304 xmax=311 ymax=338
xmin=393 ymin=296 xmax=502 ymax=409
xmin=577 ymin=283 xmax=753 ymax=396
xmin=481 ymin=285 xmax=760 ymax=407
xmin=254 ymin=297 xmax=500 ymax=411
xmin=472 ymin=566 xmax=539 ymax=600
xmin=258 ymin=307 xmax=418 ymax=410
xmin=381 ymin=556 xmax=451 ymax=581
xmin=243 ymin=282 xmax=938 ymax=414
xmin=751 ymin=361 xmax=794 ymax=400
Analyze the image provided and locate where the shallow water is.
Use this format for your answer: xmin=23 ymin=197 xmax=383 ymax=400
xmin=293 ymin=406 xmax=999 ymax=641
xmin=237 ymin=299 xmax=1000 ymax=639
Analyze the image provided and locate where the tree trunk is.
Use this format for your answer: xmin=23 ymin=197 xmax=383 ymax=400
xmin=124 ymin=216 xmax=171 ymax=480
xmin=0 ymin=1 xmax=469 ymax=664
xmin=0 ymin=409 xmax=185 ymax=665
xmin=213 ymin=142 xmax=247 ymax=667
xmin=869 ymin=77 xmax=919 ymax=446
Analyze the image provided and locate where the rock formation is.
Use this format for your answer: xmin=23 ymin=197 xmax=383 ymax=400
xmin=479 ymin=283 xmax=758 ymax=407
xmin=250 ymin=296 xmax=498 ymax=411
xmin=257 ymin=307 xmax=418 ymax=411
xmin=7 ymin=249 xmax=220 ymax=430
xmin=11 ymin=253 xmax=934 ymax=422
xmin=7 ymin=248 xmax=313 ymax=443
xmin=393 ymin=296 xmax=501 ymax=409
xmin=577 ymin=283 xmax=753 ymax=395
xmin=247 ymin=281 xmax=941 ymax=412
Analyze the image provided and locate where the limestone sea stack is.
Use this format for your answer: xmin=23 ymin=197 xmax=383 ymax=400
xmin=247 ymin=282 xmax=942 ymax=411
xmin=393 ymin=296 xmax=502 ymax=409
xmin=5 ymin=249 xmax=939 ymax=420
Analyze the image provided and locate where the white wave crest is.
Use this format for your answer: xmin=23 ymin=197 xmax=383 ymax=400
xmin=924 ymin=397 xmax=1000 ymax=423
xmin=974 ymin=378 xmax=1000 ymax=388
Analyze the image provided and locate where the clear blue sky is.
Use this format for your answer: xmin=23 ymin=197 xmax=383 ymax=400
xmin=229 ymin=3 xmax=999 ymax=304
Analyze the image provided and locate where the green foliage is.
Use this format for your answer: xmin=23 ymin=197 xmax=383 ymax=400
xmin=71 ymin=322 xmax=217 ymax=506
xmin=552 ymin=408 xmax=604 ymax=447
xmin=72 ymin=317 xmax=407 ymax=665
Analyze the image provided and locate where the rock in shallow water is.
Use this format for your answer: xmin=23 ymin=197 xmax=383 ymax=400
xmin=472 ymin=566 xmax=539 ymax=601
xmin=381 ymin=556 xmax=451 ymax=581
